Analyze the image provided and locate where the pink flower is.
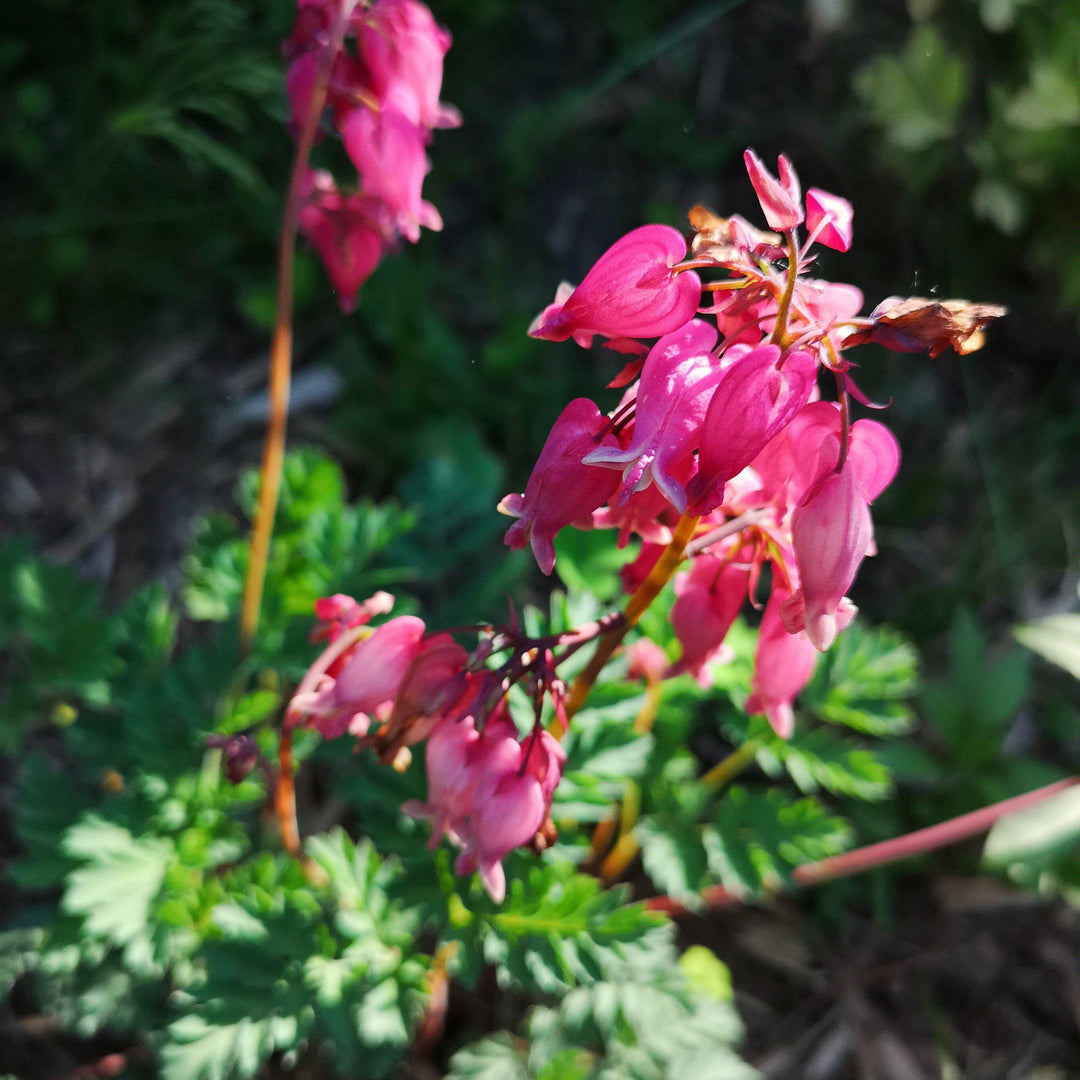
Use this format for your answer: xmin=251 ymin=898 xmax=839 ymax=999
xmin=687 ymin=344 xmax=818 ymax=515
xmin=380 ymin=633 xmax=472 ymax=753
xmin=786 ymin=455 xmax=871 ymax=651
xmin=582 ymin=319 xmax=722 ymax=512
xmin=529 ymin=225 xmax=701 ymax=343
xmin=298 ymin=169 xmax=391 ymax=312
xmin=407 ymin=715 xmax=566 ymax=902
xmin=781 ymin=418 xmax=899 ymax=651
xmin=402 ymin=714 xmax=481 ymax=847
xmin=340 ymin=93 xmax=442 ymax=242
xmin=745 ymin=586 xmax=817 ymax=739
xmin=288 ymin=615 xmax=426 ymax=738
xmin=743 ymin=149 xmax=804 ymax=232
xmin=805 ymin=188 xmax=853 ymax=253
xmin=670 ymin=554 xmax=749 ymax=685
xmin=455 ymin=724 xmax=564 ymax=903
xmin=358 ymin=0 xmax=461 ymax=130
xmin=499 ymin=398 xmax=622 ymax=575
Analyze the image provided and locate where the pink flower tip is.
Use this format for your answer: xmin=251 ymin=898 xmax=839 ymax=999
xmin=743 ymin=148 xmax=804 ymax=232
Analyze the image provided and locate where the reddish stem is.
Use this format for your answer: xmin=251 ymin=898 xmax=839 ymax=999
xmin=646 ymin=776 xmax=1080 ymax=916
xmin=239 ymin=2 xmax=358 ymax=651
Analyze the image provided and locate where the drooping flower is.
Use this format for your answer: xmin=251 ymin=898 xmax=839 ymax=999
xmin=499 ymin=398 xmax=622 ymax=574
xmin=340 ymin=91 xmax=442 ymax=242
xmin=288 ymin=614 xmax=426 ymax=738
xmin=745 ymin=585 xmax=817 ymax=739
xmin=529 ymin=225 xmax=701 ymax=344
xmin=357 ymin=0 xmax=461 ymax=131
xmin=786 ymin=454 xmax=872 ymax=652
xmin=402 ymin=713 xmax=481 ymax=848
xmin=407 ymin=714 xmax=566 ymax=902
xmin=781 ymin=418 xmax=900 ymax=650
xmin=687 ymin=344 xmax=818 ymax=515
xmin=582 ymin=319 xmax=722 ymax=512
xmin=298 ymin=169 xmax=392 ymax=313
xmin=670 ymin=553 xmax=749 ymax=685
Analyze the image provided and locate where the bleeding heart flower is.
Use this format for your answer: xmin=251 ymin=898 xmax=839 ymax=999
xmin=529 ymin=225 xmax=701 ymax=344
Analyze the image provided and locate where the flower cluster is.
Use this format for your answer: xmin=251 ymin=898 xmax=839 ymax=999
xmin=503 ymin=149 xmax=1002 ymax=737
xmin=285 ymin=0 xmax=459 ymax=311
xmin=287 ymin=592 xmax=572 ymax=901
xmin=284 ymin=151 xmax=1003 ymax=902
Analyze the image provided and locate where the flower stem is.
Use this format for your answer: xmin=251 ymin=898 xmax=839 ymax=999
xmin=700 ymin=739 xmax=759 ymax=791
xmin=560 ymin=511 xmax=700 ymax=731
xmin=769 ymin=231 xmax=799 ymax=348
xmin=275 ymin=728 xmax=301 ymax=857
xmin=238 ymin=5 xmax=357 ymax=652
xmin=645 ymin=776 xmax=1080 ymax=915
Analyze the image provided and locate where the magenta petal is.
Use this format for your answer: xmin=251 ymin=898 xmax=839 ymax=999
xmin=670 ymin=555 xmax=748 ymax=684
xmin=688 ymin=345 xmax=818 ymax=515
xmin=847 ymin=419 xmax=901 ymax=503
xmin=746 ymin=586 xmax=817 ymax=738
xmin=791 ymin=465 xmax=873 ymax=651
xmin=333 ymin=615 xmax=427 ymax=708
xmin=530 ymin=225 xmax=701 ymax=342
xmin=743 ymin=148 xmax=804 ymax=231
xmin=805 ymin=188 xmax=854 ymax=252
xmin=500 ymin=398 xmax=621 ymax=573
xmin=583 ymin=319 xmax=721 ymax=512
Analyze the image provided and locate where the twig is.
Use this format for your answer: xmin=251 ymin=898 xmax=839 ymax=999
xmin=645 ymin=776 xmax=1080 ymax=915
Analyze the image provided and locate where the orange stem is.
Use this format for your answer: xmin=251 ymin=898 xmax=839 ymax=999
xmin=558 ymin=512 xmax=700 ymax=734
xmin=275 ymin=727 xmax=301 ymax=856
xmin=239 ymin=3 xmax=358 ymax=650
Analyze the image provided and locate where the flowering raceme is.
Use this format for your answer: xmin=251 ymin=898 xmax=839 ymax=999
xmin=285 ymin=148 xmax=1004 ymax=904
xmin=285 ymin=0 xmax=458 ymax=311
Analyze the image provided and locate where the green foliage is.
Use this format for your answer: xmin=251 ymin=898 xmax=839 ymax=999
xmin=1 ymin=0 xmax=286 ymax=339
xmin=435 ymin=858 xmax=670 ymax=994
xmin=185 ymin=448 xmax=416 ymax=665
xmin=449 ymin=938 xmax=755 ymax=1080
xmin=855 ymin=0 xmax=1080 ymax=312
xmin=920 ymin=608 xmax=1030 ymax=765
xmin=802 ymin=621 xmax=919 ymax=737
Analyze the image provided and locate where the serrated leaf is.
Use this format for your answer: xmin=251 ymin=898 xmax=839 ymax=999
xmin=448 ymin=1033 xmax=529 ymax=1080
xmin=802 ymin=622 xmax=919 ymax=736
xmin=444 ymin=861 xmax=670 ymax=996
xmin=161 ymin=1013 xmax=293 ymax=1080
xmin=704 ymin=786 xmax=850 ymax=897
xmin=62 ymin=817 xmax=173 ymax=950
xmin=751 ymin=718 xmax=892 ymax=801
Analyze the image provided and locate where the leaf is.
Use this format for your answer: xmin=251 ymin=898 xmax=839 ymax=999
xmin=161 ymin=1013 xmax=296 ymax=1080
xmin=1014 ymin=614 xmax=1080 ymax=681
xmin=802 ymin=621 xmax=919 ymax=736
xmin=982 ymin=785 xmax=1080 ymax=883
xmin=62 ymin=816 xmax=173 ymax=952
xmin=703 ymin=786 xmax=851 ymax=898
xmin=448 ymin=1033 xmax=529 ymax=1080
xmin=444 ymin=860 xmax=670 ymax=995
xmin=854 ymin=23 xmax=969 ymax=153
xmin=750 ymin=718 xmax=893 ymax=801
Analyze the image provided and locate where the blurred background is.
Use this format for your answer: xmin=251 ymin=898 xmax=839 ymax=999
xmin=3 ymin=0 xmax=1080 ymax=1073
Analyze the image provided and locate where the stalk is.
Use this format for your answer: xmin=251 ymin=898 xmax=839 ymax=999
xmin=239 ymin=3 xmax=359 ymax=651
xmin=560 ymin=511 xmax=700 ymax=731
xmin=645 ymin=776 xmax=1080 ymax=915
